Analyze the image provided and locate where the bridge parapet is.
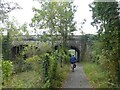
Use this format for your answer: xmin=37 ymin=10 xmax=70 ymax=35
xmin=11 ymin=35 xmax=81 ymax=50
xmin=10 ymin=35 xmax=82 ymax=62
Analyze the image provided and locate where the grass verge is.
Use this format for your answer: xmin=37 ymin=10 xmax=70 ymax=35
xmin=3 ymin=64 xmax=70 ymax=88
xmin=3 ymin=70 xmax=41 ymax=88
xmin=54 ymin=64 xmax=70 ymax=88
xmin=82 ymin=61 xmax=109 ymax=88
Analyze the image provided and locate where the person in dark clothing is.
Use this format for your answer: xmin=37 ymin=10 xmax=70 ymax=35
xmin=70 ymin=55 xmax=76 ymax=72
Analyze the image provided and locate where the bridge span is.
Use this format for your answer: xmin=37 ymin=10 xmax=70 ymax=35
xmin=10 ymin=35 xmax=83 ymax=62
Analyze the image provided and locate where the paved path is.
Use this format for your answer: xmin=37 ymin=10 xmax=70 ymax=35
xmin=63 ymin=63 xmax=92 ymax=88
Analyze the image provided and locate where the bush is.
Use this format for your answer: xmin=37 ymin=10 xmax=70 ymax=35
xmin=41 ymin=51 xmax=70 ymax=88
xmin=13 ymin=61 xmax=32 ymax=73
xmin=25 ymin=55 xmax=41 ymax=73
xmin=2 ymin=60 xmax=13 ymax=83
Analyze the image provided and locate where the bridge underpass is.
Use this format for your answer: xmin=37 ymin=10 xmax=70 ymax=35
xmin=54 ymin=45 xmax=80 ymax=62
xmin=10 ymin=35 xmax=82 ymax=61
xmin=69 ymin=46 xmax=80 ymax=62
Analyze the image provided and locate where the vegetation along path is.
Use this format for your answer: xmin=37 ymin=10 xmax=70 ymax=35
xmin=63 ymin=63 xmax=92 ymax=88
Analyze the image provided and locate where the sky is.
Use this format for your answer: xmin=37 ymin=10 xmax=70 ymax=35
xmin=4 ymin=0 xmax=99 ymax=35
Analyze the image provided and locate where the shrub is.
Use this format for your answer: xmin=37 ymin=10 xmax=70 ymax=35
xmin=25 ymin=55 xmax=41 ymax=73
xmin=41 ymin=51 xmax=70 ymax=88
xmin=2 ymin=60 xmax=13 ymax=83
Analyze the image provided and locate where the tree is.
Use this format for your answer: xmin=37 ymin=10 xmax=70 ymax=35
xmin=90 ymin=0 xmax=120 ymax=87
xmin=0 ymin=1 xmax=22 ymax=23
xmin=2 ymin=20 xmax=28 ymax=60
xmin=32 ymin=1 xmax=77 ymax=50
xmin=0 ymin=1 xmax=22 ymax=60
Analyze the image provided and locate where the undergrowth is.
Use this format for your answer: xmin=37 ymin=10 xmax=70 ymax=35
xmin=3 ymin=64 xmax=70 ymax=88
xmin=82 ymin=61 xmax=109 ymax=88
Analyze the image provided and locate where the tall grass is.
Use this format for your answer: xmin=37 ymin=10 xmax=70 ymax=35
xmin=3 ymin=70 xmax=42 ymax=88
xmin=82 ymin=62 xmax=109 ymax=88
xmin=3 ymin=64 xmax=70 ymax=88
xmin=56 ymin=64 xmax=70 ymax=88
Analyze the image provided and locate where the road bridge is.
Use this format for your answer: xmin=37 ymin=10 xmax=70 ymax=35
xmin=10 ymin=35 xmax=82 ymax=61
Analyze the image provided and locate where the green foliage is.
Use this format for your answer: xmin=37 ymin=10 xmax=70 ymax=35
xmin=56 ymin=64 xmax=70 ymax=87
xmin=0 ymin=1 xmax=22 ymax=23
xmin=2 ymin=35 xmax=10 ymax=60
xmin=58 ymin=47 xmax=70 ymax=64
xmin=25 ymin=55 xmax=41 ymax=73
xmin=12 ymin=42 xmax=51 ymax=73
xmin=3 ymin=71 xmax=41 ymax=88
xmin=2 ymin=20 xmax=25 ymax=60
xmin=39 ymin=50 xmax=70 ymax=88
xmin=82 ymin=62 xmax=109 ymax=88
xmin=64 ymin=54 xmax=70 ymax=63
xmin=22 ymin=42 xmax=51 ymax=57
xmin=90 ymin=1 xmax=120 ymax=87
xmin=91 ymin=39 xmax=102 ymax=63
xmin=32 ymin=1 xmax=77 ymax=48
xmin=2 ymin=60 xmax=13 ymax=83
xmin=40 ymin=52 xmax=58 ymax=88
xmin=1 ymin=1 xmax=76 ymax=88
xmin=2 ymin=38 xmax=70 ymax=88
xmin=13 ymin=53 xmax=31 ymax=73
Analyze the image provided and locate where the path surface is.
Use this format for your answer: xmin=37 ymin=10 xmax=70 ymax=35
xmin=63 ymin=63 xmax=92 ymax=88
